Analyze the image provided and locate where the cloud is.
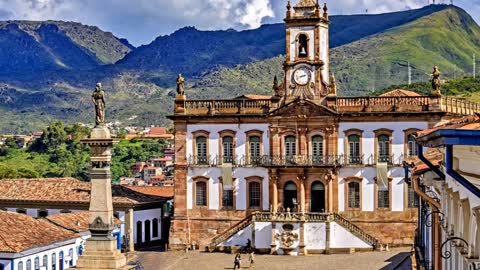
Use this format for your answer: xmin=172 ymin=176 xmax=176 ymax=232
xmin=0 ymin=0 xmax=478 ymax=46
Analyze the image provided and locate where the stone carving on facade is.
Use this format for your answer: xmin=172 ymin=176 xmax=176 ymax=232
xmin=431 ymin=66 xmax=442 ymax=96
xmin=92 ymin=83 xmax=105 ymax=127
xmin=328 ymin=73 xmax=337 ymax=96
xmin=275 ymin=224 xmax=298 ymax=255
xmin=273 ymin=75 xmax=281 ymax=97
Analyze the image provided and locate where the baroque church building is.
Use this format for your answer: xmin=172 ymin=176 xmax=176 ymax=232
xmin=169 ymin=0 xmax=480 ymax=255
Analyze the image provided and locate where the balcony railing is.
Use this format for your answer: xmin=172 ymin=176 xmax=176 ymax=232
xmin=182 ymin=99 xmax=272 ymax=115
xmin=187 ymin=154 xmax=407 ymax=167
xmin=336 ymin=96 xmax=431 ymax=113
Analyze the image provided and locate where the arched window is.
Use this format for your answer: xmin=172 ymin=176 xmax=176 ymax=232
xmin=248 ymin=181 xmax=261 ymax=209
xmin=52 ymin=253 xmax=56 ymax=270
xmin=298 ymin=34 xmax=308 ymax=58
xmin=285 ymin=136 xmax=296 ymax=159
xmin=34 ymin=257 xmax=39 ymax=270
xmin=378 ymin=135 xmax=390 ymax=163
xmin=348 ymin=182 xmax=360 ymax=209
xmin=348 ymin=134 xmax=361 ymax=164
xmin=136 ymin=221 xmax=143 ymax=244
xmin=249 ymin=136 xmax=261 ymax=163
xmin=407 ymin=134 xmax=417 ymax=157
xmin=18 ymin=261 xmax=23 ymax=270
xmin=68 ymin=248 xmax=74 ymax=266
xmin=196 ymin=136 xmax=207 ymax=164
xmin=152 ymin=218 xmax=159 ymax=238
xmin=42 ymin=255 xmax=47 ymax=267
xmin=222 ymin=136 xmax=234 ymax=163
xmin=195 ymin=181 xmax=207 ymax=207
xmin=26 ymin=260 xmax=31 ymax=270
xmin=312 ymin=135 xmax=324 ymax=164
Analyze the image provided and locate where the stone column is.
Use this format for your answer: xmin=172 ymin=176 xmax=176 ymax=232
xmin=270 ymin=223 xmax=277 ymax=255
xmin=125 ymin=208 xmax=135 ymax=252
xmin=272 ymin=176 xmax=279 ymax=213
xmin=299 ymin=222 xmax=306 ymax=255
xmin=298 ymin=175 xmax=306 ymax=214
xmin=77 ymin=127 xmax=129 ymax=270
xmin=325 ymin=219 xmax=331 ymax=254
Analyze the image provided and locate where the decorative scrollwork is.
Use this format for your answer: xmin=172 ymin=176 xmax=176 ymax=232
xmin=441 ymin=237 xmax=469 ymax=259
xmin=424 ymin=210 xmax=446 ymax=228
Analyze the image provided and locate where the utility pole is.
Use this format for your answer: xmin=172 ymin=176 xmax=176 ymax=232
xmin=474 ymin=54 xmax=476 ymax=79
xmin=408 ymin=62 xmax=412 ymax=85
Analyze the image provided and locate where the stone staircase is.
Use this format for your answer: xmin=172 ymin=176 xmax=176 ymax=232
xmin=209 ymin=214 xmax=254 ymax=251
xmin=208 ymin=212 xmax=381 ymax=252
xmin=331 ymin=213 xmax=380 ymax=249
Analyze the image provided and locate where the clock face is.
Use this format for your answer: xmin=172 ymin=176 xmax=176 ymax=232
xmin=293 ymin=67 xmax=311 ymax=86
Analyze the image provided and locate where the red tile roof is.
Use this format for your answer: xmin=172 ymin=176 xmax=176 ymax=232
xmin=0 ymin=211 xmax=78 ymax=253
xmin=46 ymin=211 xmax=122 ymax=233
xmin=122 ymin=186 xmax=174 ymax=198
xmin=148 ymin=127 xmax=167 ymax=135
xmin=417 ymin=115 xmax=480 ymax=138
xmin=0 ymin=178 xmax=167 ymax=206
xmin=380 ymin=89 xmax=421 ymax=97
xmin=406 ymin=148 xmax=443 ymax=175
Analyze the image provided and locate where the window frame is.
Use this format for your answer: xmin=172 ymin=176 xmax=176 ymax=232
xmin=152 ymin=218 xmax=159 ymax=238
xmin=192 ymin=130 xmax=210 ymax=165
xmin=218 ymin=130 xmax=236 ymax=164
xmin=218 ymin=176 xmax=237 ymax=209
xmin=374 ymin=176 xmax=393 ymax=211
xmin=404 ymin=128 xmax=420 ymax=158
xmin=374 ymin=129 xmax=393 ymax=164
xmin=344 ymin=129 xmax=363 ymax=165
xmin=246 ymin=130 xmax=263 ymax=165
xmin=193 ymin=176 xmax=209 ymax=208
xmin=405 ymin=183 xmax=420 ymax=209
xmin=309 ymin=132 xmax=325 ymax=164
xmin=344 ymin=176 xmax=363 ymax=210
xmin=246 ymin=176 xmax=263 ymax=210
xmin=18 ymin=261 xmax=23 ymax=270
xmin=283 ymin=135 xmax=297 ymax=159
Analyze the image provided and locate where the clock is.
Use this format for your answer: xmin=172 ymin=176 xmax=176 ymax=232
xmin=293 ymin=67 xmax=311 ymax=86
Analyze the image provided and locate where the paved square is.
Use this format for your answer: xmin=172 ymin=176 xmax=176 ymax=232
xmin=137 ymin=248 xmax=412 ymax=270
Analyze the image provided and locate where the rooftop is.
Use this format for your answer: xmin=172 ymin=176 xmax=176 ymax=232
xmin=0 ymin=211 xmax=78 ymax=253
xmin=0 ymin=178 xmax=169 ymax=207
xmin=417 ymin=114 xmax=480 ymax=138
xmin=46 ymin=211 xmax=122 ymax=233
xmin=122 ymin=186 xmax=174 ymax=198
xmin=380 ymin=89 xmax=421 ymax=97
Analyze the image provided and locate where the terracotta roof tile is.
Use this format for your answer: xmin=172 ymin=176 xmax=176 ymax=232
xmin=0 ymin=178 xmax=167 ymax=206
xmin=406 ymin=148 xmax=443 ymax=175
xmin=380 ymin=89 xmax=421 ymax=97
xmin=0 ymin=211 xmax=78 ymax=253
xmin=417 ymin=115 xmax=480 ymax=138
xmin=122 ymin=186 xmax=174 ymax=198
xmin=46 ymin=211 xmax=122 ymax=233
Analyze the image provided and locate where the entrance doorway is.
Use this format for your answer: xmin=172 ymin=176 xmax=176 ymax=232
xmin=145 ymin=220 xmax=151 ymax=244
xmin=137 ymin=221 xmax=143 ymax=246
xmin=311 ymin=182 xmax=326 ymax=212
xmin=283 ymin=181 xmax=298 ymax=211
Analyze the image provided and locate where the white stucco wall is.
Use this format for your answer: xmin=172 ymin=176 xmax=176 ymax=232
xmin=305 ymin=223 xmax=326 ymax=250
xmin=254 ymin=222 xmax=272 ymax=249
xmin=338 ymin=122 xmax=429 ymax=163
xmin=187 ymin=167 xmax=269 ymax=210
xmin=133 ymin=208 xmax=162 ymax=244
xmin=338 ymin=167 xmax=406 ymax=212
xmin=2 ymin=240 xmax=81 ymax=270
xmin=288 ymin=27 xmax=315 ymax=62
xmin=330 ymin=222 xmax=371 ymax=249
xmin=219 ymin=225 xmax=252 ymax=247
xmin=186 ymin=124 xmax=270 ymax=159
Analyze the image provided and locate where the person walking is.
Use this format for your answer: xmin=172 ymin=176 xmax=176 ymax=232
xmin=233 ymin=253 xmax=241 ymax=270
xmin=249 ymin=251 xmax=255 ymax=269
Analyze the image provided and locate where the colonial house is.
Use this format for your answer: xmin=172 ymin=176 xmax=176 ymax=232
xmin=168 ymin=0 xmax=480 ymax=255
xmin=0 ymin=178 xmax=173 ymax=251
xmin=408 ymin=115 xmax=480 ymax=270
xmin=0 ymin=211 xmax=82 ymax=270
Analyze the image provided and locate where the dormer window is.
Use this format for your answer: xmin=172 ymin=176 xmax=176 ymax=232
xmin=298 ymin=34 xmax=308 ymax=58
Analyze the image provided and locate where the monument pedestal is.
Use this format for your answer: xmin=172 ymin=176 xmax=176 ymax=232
xmin=78 ymin=126 xmax=131 ymax=270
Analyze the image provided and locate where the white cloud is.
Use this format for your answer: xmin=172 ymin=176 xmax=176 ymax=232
xmin=0 ymin=0 xmax=478 ymax=46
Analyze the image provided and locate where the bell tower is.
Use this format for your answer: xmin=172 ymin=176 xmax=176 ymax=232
xmin=283 ymin=0 xmax=331 ymax=101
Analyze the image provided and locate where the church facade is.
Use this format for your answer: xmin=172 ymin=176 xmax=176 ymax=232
xmin=169 ymin=0 xmax=480 ymax=255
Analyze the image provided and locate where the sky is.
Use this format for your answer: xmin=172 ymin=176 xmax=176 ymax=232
xmin=0 ymin=0 xmax=479 ymax=46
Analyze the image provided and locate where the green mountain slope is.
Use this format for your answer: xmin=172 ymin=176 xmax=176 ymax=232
xmin=193 ymin=5 xmax=480 ymax=98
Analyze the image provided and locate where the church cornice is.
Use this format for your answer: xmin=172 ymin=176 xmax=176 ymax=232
xmin=285 ymin=17 xmax=329 ymax=26
xmin=284 ymin=60 xmax=325 ymax=67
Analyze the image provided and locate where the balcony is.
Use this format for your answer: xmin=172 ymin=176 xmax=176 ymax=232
xmin=187 ymin=155 xmax=341 ymax=167
xmin=181 ymin=99 xmax=273 ymax=115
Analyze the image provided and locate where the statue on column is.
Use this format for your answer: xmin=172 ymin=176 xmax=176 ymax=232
xmin=92 ymin=83 xmax=106 ymax=127
xmin=431 ymin=66 xmax=442 ymax=96
xmin=328 ymin=73 xmax=337 ymax=97
xmin=176 ymin=74 xmax=185 ymax=96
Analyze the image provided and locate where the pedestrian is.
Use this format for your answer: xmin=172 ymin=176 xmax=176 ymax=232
xmin=233 ymin=253 xmax=241 ymax=270
xmin=249 ymin=251 xmax=255 ymax=269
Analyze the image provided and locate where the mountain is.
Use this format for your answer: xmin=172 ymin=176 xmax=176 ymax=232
xmin=0 ymin=5 xmax=479 ymax=133
xmin=0 ymin=21 xmax=132 ymax=76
